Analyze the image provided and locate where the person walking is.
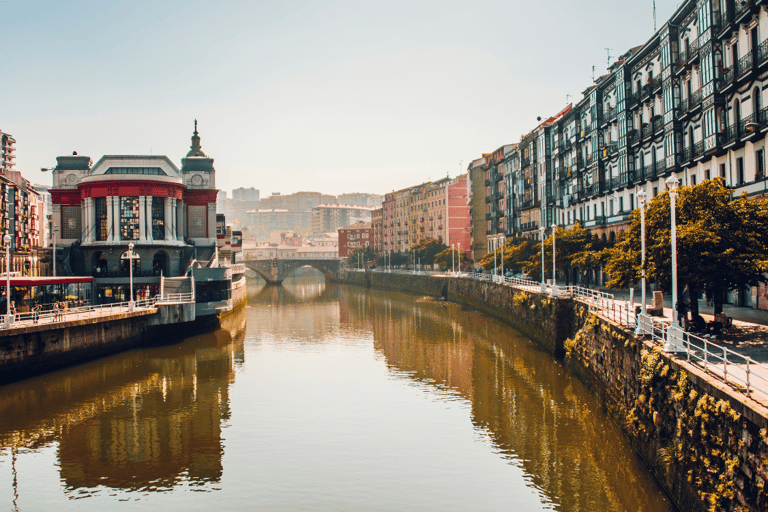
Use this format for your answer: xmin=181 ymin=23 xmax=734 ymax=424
xmin=32 ymin=301 xmax=40 ymax=324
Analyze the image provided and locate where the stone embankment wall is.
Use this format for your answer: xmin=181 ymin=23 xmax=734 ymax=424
xmin=343 ymin=270 xmax=768 ymax=512
xmin=566 ymin=304 xmax=768 ymax=512
xmin=0 ymin=304 xmax=196 ymax=384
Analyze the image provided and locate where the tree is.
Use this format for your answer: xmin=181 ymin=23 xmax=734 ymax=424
xmin=525 ymin=222 xmax=594 ymax=285
xmin=435 ymin=247 xmax=460 ymax=270
xmin=347 ymin=245 xmax=375 ymax=267
xmin=604 ymin=178 xmax=768 ymax=314
xmin=412 ymin=238 xmax=448 ymax=267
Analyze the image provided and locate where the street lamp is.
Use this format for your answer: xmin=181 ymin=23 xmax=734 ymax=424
xmin=4 ymin=234 xmax=11 ymax=326
xmin=493 ymin=237 xmax=497 ymax=282
xmin=539 ymin=225 xmax=546 ymax=293
xmin=51 ymin=220 xmax=59 ymax=277
xmin=664 ymin=175 xmax=681 ymax=351
xmin=457 ymin=243 xmax=461 ymax=275
xmin=637 ymin=189 xmax=647 ymax=313
xmin=552 ymin=223 xmax=557 ymax=285
xmin=128 ymin=242 xmax=135 ymax=311
xmin=451 ymin=244 xmax=455 ymax=275
xmin=667 ymin=175 xmax=679 ymax=313
xmin=500 ymin=236 xmax=504 ymax=280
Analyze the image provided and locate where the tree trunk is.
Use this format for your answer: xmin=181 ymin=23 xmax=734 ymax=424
xmin=688 ymin=283 xmax=700 ymax=318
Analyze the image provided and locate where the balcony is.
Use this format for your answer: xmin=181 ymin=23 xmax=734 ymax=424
xmin=641 ymin=123 xmax=653 ymax=141
xmin=627 ymin=130 xmax=640 ymax=147
xmin=724 ymin=122 xmax=741 ymax=147
xmin=743 ymin=51 xmax=756 ymax=79
xmin=758 ymin=39 xmax=768 ymax=69
xmin=679 ymin=146 xmax=692 ymax=165
xmin=735 ymin=0 xmax=754 ymax=24
xmin=521 ymin=157 xmax=531 ymax=168
xmin=740 ymin=113 xmax=761 ymax=139
xmin=693 ymin=140 xmax=705 ymax=160
xmin=689 ymin=89 xmax=702 ymax=112
xmin=602 ymin=106 xmax=617 ymax=125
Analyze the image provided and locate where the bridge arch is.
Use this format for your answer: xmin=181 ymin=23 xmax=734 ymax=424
xmin=244 ymin=258 xmax=341 ymax=285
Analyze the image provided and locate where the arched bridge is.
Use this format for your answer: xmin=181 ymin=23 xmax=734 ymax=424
xmin=243 ymin=258 xmax=342 ymax=285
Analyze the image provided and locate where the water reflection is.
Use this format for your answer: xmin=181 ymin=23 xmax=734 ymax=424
xmin=343 ymin=287 xmax=674 ymax=512
xmin=0 ymin=307 xmax=246 ymax=495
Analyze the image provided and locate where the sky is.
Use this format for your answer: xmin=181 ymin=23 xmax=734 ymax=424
xmin=2 ymin=0 xmax=681 ymax=197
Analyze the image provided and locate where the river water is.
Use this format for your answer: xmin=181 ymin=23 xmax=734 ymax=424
xmin=0 ymin=277 xmax=676 ymax=511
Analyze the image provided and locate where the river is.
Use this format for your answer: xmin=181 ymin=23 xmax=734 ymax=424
xmin=0 ymin=276 xmax=676 ymax=511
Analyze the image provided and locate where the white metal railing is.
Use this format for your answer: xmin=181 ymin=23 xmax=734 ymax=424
xmin=1 ymin=298 xmax=160 ymax=329
xmin=156 ymin=292 xmax=194 ymax=304
xmin=356 ymin=268 xmax=768 ymax=401
xmin=635 ymin=313 xmax=768 ymax=400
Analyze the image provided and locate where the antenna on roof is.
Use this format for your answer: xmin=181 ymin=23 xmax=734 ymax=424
xmin=592 ymin=65 xmax=596 ymax=83
xmin=654 ymin=0 xmax=657 ymax=32
xmin=566 ymin=94 xmax=572 ymax=104
xmin=605 ymin=48 xmax=614 ymax=65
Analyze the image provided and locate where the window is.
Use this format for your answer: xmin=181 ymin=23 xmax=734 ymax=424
xmin=757 ymin=150 xmax=765 ymax=180
xmin=151 ymin=197 xmax=165 ymax=240
xmin=692 ymin=174 xmax=697 ymax=185
xmin=95 ymin=197 xmax=108 ymax=241
xmin=653 ymin=187 xmax=658 ymax=197
xmin=105 ymin=167 xmax=166 ymax=175
xmin=705 ymin=168 xmax=711 ymax=180
xmin=188 ymin=205 xmax=207 ymax=238
xmin=119 ymin=197 xmax=139 ymax=240
xmin=737 ymin=157 xmax=744 ymax=185
xmin=62 ymin=206 xmax=81 ymax=239
xmin=720 ymin=163 xmax=726 ymax=178
xmin=619 ymin=197 xmax=624 ymax=212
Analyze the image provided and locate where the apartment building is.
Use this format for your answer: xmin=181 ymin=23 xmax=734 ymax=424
xmin=467 ymin=0 xmax=768 ymax=307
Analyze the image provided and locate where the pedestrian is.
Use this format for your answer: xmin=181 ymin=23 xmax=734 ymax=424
xmin=677 ymin=285 xmax=691 ymax=328
xmin=53 ymin=301 xmax=60 ymax=321
xmin=32 ymin=301 xmax=40 ymax=324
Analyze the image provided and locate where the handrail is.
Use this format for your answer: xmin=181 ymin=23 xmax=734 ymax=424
xmin=360 ymin=268 xmax=768 ymax=402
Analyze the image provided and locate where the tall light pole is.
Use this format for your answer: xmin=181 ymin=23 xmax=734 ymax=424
xmin=552 ymin=223 xmax=557 ymax=286
xmin=451 ymin=244 xmax=455 ymax=275
xmin=4 ymin=234 xmax=11 ymax=326
xmin=666 ymin=175 xmax=679 ymax=321
xmin=500 ymin=236 xmax=504 ymax=280
xmin=637 ymin=189 xmax=647 ymax=312
xmin=52 ymin=222 xmax=58 ymax=277
xmin=539 ymin=225 xmax=546 ymax=293
xmin=128 ymin=242 xmax=135 ymax=311
xmin=493 ymin=237 xmax=497 ymax=281
xmin=457 ymin=242 xmax=461 ymax=275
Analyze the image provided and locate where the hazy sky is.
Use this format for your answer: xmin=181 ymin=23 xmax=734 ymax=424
xmin=2 ymin=0 xmax=680 ymax=197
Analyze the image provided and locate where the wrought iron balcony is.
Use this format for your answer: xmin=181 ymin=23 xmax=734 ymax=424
xmin=739 ymin=52 xmax=754 ymax=79
xmin=724 ymin=122 xmax=741 ymax=145
xmin=693 ymin=140 xmax=705 ymax=159
xmin=641 ymin=123 xmax=653 ymax=140
xmin=679 ymin=146 xmax=692 ymax=165
xmin=689 ymin=89 xmax=702 ymax=111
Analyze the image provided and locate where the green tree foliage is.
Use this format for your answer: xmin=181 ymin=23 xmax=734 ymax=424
xmin=434 ymin=247 xmax=460 ymax=270
xmin=412 ymin=238 xmax=448 ymax=266
xmin=604 ymin=178 xmax=768 ymax=313
xmin=525 ymin=222 xmax=594 ymax=285
xmin=347 ymin=245 xmax=375 ymax=266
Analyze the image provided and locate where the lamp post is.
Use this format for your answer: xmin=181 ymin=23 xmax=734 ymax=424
xmin=457 ymin=243 xmax=461 ymax=275
xmin=493 ymin=237 xmax=497 ymax=282
xmin=128 ymin=242 xmax=135 ymax=311
xmin=4 ymin=234 xmax=11 ymax=326
xmin=539 ymin=225 xmax=546 ymax=293
xmin=661 ymin=175 xmax=684 ymax=353
xmin=451 ymin=244 xmax=455 ymax=275
xmin=552 ymin=223 xmax=557 ymax=285
xmin=52 ymin=223 xmax=58 ymax=277
xmin=637 ymin=189 xmax=647 ymax=313
xmin=500 ymin=236 xmax=504 ymax=280
xmin=667 ymin=175 xmax=679 ymax=318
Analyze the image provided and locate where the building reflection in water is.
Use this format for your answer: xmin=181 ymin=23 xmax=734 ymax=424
xmin=346 ymin=287 xmax=673 ymax=512
xmin=0 ymin=306 xmax=246 ymax=494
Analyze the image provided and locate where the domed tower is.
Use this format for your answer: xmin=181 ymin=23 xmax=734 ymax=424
xmin=180 ymin=120 xmax=218 ymax=242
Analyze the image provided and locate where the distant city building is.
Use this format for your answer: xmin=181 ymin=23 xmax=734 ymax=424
xmin=232 ymin=187 xmax=260 ymax=203
xmin=1 ymin=129 xmax=16 ymax=173
xmin=371 ymin=208 xmax=383 ymax=254
xmin=245 ymin=209 xmax=312 ymax=241
xmin=312 ymin=204 xmax=372 ymax=235
xmin=337 ymin=221 xmax=372 ymax=258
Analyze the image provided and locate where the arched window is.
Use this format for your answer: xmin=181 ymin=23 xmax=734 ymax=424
xmin=152 ymin=251 xmax=168 ymax=276
xmin=753 ymin=86 xmax=761 ymax=117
